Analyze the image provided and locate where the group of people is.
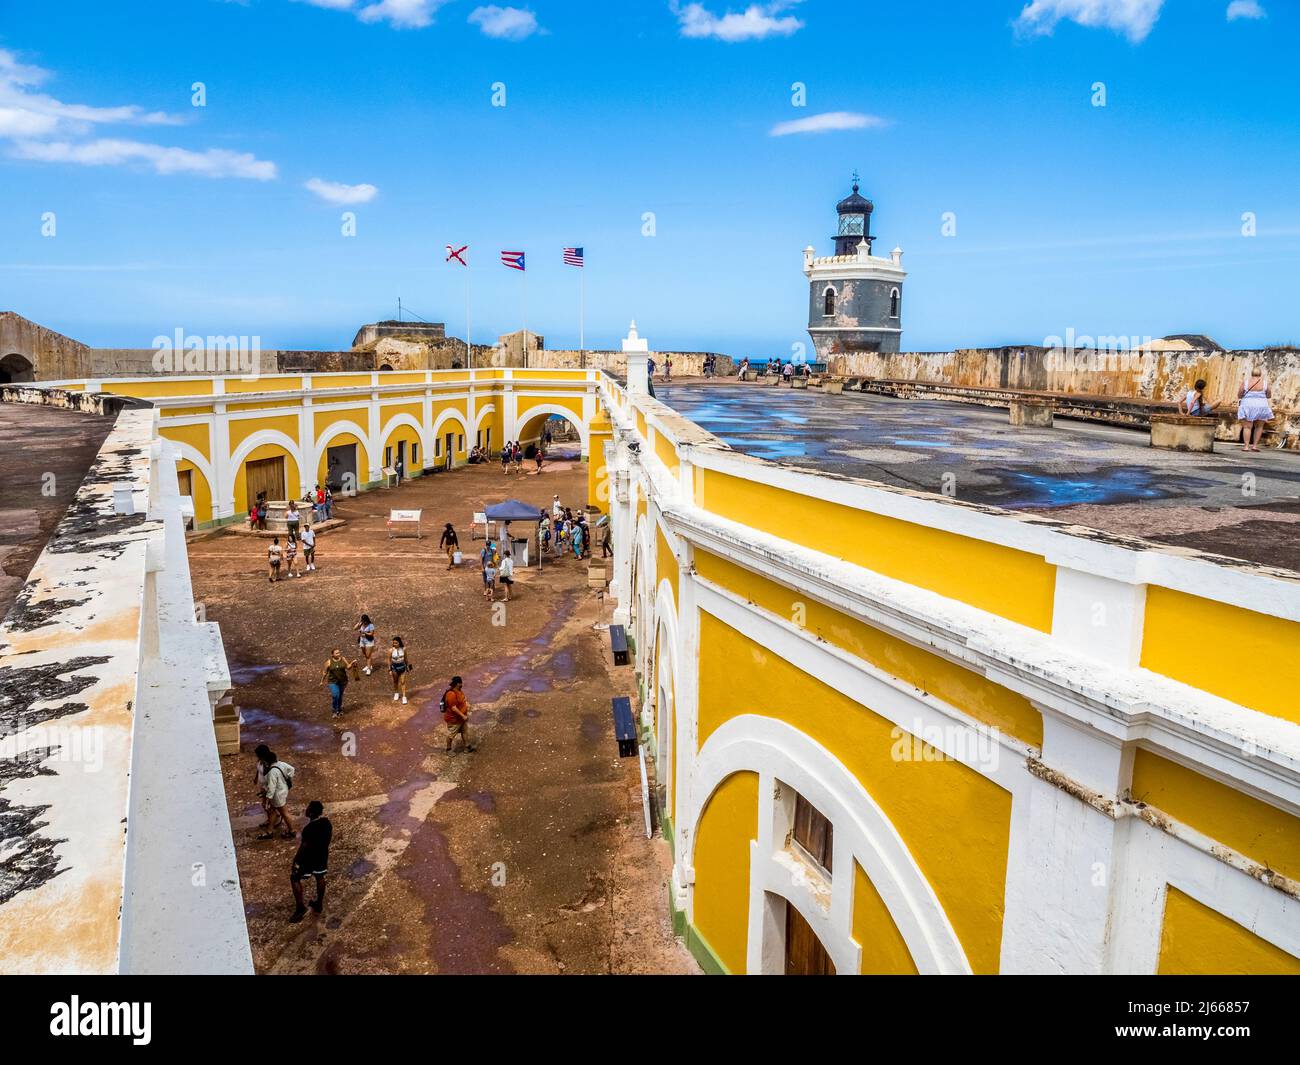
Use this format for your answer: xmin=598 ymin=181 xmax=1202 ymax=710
xmin=477 ymin=537 xmax=517 ymax=601
xmin=265 ymin=500 xmax=319 ymax=582
xmin=1178 ymin=366 xmax=1276 ymax=452
xmin=253 ymin=664 xmax=477 ymax=924
xmin=252 ymin=744 xmax=332 ymax=924
xmin=498 ymin=440 xmax=546 ymax=474
xmin=541 ymin=493 xmax=609 ymax=560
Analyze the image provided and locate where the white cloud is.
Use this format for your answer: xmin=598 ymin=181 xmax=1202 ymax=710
xmin=468 ymin=5 xmax=542 ymax=40
xmin=1014 ymin=0 xmax=1165 ymax=43
xmin=305 ymin=177 xmax=379 ymax=204
xmin=769 ymin=111 xmax=888 ymax=137
xmin=672 ymin=1 xmax=804 ymax=42
xmin=0 ymin=48 xmax=181 ymax=136
xmin=297 ymin=0 xmax=449 ymax=28
xmin=12 ymin=139 xmax=277 ymax=179
xmin=0 ymin=47 xmax=274 ymax=180
xmin=1226 ymin=0 xmax=1266 ymax=20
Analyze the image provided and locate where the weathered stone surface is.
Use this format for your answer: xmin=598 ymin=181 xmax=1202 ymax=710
xmin=1151 ymin=414 xmax=1216 ymax=452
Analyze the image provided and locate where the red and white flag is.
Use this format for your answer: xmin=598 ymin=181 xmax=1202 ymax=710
xmin=445 ymin=244 xmax=468 ymax=266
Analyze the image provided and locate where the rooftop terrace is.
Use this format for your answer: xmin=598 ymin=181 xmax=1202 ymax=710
xmin=658 ymin=381 xmax=1300 ymax=574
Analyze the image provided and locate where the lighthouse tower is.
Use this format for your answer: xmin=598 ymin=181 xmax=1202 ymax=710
xmin=804 ymin=174 xmax=906 ymax=358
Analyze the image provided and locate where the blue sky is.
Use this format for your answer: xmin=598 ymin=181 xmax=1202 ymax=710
xmin=1 ymin=0 xmax=1296 ymax=355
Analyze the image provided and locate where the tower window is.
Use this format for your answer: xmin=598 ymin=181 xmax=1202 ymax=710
xmin=889 ymin=288 xmax=900 ymax=319
xmin=823 ymin=287 xmax=835 ymax=317
xmin=792 ymin=793 xmax=833 ymax=873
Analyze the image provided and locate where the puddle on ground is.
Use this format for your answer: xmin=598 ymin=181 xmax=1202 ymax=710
xmin=995 ymin=468 xmax=1215 ymax=508
xmin=238 ymin=707 xmax=337 ymax=749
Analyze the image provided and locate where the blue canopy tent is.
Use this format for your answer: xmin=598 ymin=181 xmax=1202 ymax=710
xmin=484 ymin=499 xmax=547 ymax=569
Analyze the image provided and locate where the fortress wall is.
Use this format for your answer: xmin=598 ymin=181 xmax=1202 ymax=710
xmin=829 ymin=347 xmax=1300 ymax=412
xmin=0 ymin=311 xmax=91 ymax=380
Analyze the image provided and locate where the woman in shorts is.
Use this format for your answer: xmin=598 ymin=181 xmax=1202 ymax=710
xmin=389 ymin=635 xmax=411 ymax=705
xmin=354 ymin=613 xmax=377 ymax=674
xmin=267 ymin=537 xmax=282 ymax=582
xmin=1237 ymin=364 xmax=1274 ymax=452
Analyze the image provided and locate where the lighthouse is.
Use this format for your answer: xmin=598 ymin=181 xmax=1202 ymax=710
xmin=804 ymin=174 xmax=906 ymax=358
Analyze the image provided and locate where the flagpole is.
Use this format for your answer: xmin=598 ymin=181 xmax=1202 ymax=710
xmin=579 ymin=264 xmax=585 ymax=364
xmin=522 ymin=263 xmax=528 ymax=369
xmin=466 ymin=262 xmax=472 ymax=370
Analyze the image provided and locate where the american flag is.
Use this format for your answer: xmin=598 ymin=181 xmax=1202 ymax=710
xmin=563 ymin=247 xmax=584 ymax=267
xmin=501 ymin=250 xmax=526 ymax=271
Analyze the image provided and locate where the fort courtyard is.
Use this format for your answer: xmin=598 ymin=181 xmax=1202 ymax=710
xmin=188 ymin=453 xmax=694 ymax=975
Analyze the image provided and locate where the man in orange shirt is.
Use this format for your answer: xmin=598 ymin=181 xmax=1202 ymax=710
xmin=442 ymin=675 xmax=476 ymax=753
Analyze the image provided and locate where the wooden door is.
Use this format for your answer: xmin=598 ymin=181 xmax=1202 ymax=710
xmin=245 ymin=455 xmax=285 ymax=505
xmin=784 ymin=902 xmax=835 ymax=975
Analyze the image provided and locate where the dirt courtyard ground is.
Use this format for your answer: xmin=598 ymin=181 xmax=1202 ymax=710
xmin=187 ymin=454 xmax=696 ymax=975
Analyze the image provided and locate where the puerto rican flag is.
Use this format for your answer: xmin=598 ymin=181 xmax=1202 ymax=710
xmin=501 ymin=250 xmax=526 ymax=271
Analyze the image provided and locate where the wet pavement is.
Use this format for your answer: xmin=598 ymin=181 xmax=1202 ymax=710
xmin=660 ymin=381 xmax=1300 ymax=573
xmin=189 ymin=457 xmax=695 ymax=975
xmin=0 ymin=403 xmax=114 ymax=620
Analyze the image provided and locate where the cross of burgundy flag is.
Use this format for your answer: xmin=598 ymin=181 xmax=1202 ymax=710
xmin=445 ymin=244 xmax=468 ymax=266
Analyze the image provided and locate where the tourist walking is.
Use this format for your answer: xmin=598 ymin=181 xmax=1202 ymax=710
xmin=439 ymin=522 xmax=460 ymax=569
xmin=289 ymin=800 xmax=332 ymax=923
xmin=301 ymin=524 xmax=317 ymax=571
xmin=322 ymin=647 xmax=356 ymax=717
xmin=552 ymin=494 xmax=563 ymax=521
xmin=285 ymin=501 xmax=301 ymax=541
xmin=441 ymin=676 xmax=475 ymax=752
xmin=501 ymin=443 xmax=512 ymax=475
xmin=256 ymin=496 xmax=269 ymax=531
xmin=313 ymin=484 xmax=325 ymax=522
xmin=283 ymin=534 xmax=300 ymax=578
xmin=540 ymin=513 xmax=551 ymax=553
xmin=482 ymin=550 xmax=497 ymax=600
xmin=535 ymin=446 xmax=545 ymax=473
xmin=1237 ymin=365 xmax=1274 ymax=452
xmin=324 ymin=486 xmax=334 ymax=520
xmin=267 ymin=537 xmax=282 ymax=583
xmin=389 ymin=635 xmax=412 ymax=704
xmin=354 ymin=614 xmax=377 ymax=674
xmin=571 ymin=519 xmax=585 ymax=560
xmin=601 ymin=519 xmax=613 ymax=558
xmin=498 ymin=551 xmax=515 ymax=602
xmin=256 ymin=748 xmax=296 ymax=840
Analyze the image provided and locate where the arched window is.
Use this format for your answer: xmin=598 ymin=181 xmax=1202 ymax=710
xmin=823 ymin=287 xmax=835 ymax=317
xmin=889 ymin=288 xmax=900 ymax=319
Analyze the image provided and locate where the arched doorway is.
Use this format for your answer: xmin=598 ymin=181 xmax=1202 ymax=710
xmin=0 ymin=353 xmax=35 ymax=383
xmin=517 ymin=410 xmax=583 ymax=460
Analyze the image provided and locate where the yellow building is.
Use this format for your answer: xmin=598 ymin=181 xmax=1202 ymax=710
xmin=7 ymin=342 xmax=1299 ymax=976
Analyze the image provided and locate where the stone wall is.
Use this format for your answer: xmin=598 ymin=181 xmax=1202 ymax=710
xmin=828 ymin=346 xmax=1300 ymax=413
xmin=531 ymin=349 xmax=734 ymax=377
xmin=0 ymin=312 xmax=91 ymax=381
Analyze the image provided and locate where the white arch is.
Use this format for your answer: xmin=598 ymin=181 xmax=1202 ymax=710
xmin=170 ymin=441 xmax=215 ymax=495
xmin=686 ymin=715 xmax=971 ymax=976
xmin=653 ymin=578 xmax=679 ymax=815
xmin=822 ymin=285 xmax=836 ymax=317
xmin=430 ymin=408 xmax=471 ymax=463
xmin=889 ymin=287 xmax=901 ymax=319
xmin=472 ymin=403 xmax=498 ymax=451
xmin=513 ymin=402 xmax=590 ymax=456
xmin=378 ymin=412 xmax=428 ymax=467
xmin=228 ymin=428 xmax=307 ymax=500
xmin=312 ymin=419 xmax=372 ymax=483
xmin=631 ymin=513 xmax=653 ymax=678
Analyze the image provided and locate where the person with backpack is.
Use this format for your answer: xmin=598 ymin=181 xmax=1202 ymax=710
xmin=289 ymin=800 xmax=332 ymax=923
xmin=256 ymin=747 xmax=296 ymax=840
xmin=323 ymin=647 xmax=357 ymax=717
xmin=441 ymin=676 xmax=475 ymax=753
